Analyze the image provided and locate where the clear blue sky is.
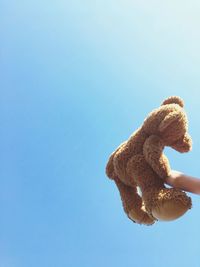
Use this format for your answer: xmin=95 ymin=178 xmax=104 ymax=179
xmin=1 ymin=1 xmax=200 ymax=267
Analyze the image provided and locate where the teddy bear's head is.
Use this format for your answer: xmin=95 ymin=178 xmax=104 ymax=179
xmin=142 ymin=96 xmax=192 ymax=151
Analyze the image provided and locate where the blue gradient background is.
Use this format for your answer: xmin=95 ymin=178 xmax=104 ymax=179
xmin=1 ymin=1 xmax=200 ymax=267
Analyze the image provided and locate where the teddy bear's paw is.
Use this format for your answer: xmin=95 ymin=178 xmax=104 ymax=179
xmin=151 ymin=188 xmax=192 ymax=221
xmin=128 ymin=209 xmax=155 ymax=226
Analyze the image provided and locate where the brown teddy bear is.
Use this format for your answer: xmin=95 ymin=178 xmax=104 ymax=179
xmin=106 ymin=96 xmax=192 ymax=225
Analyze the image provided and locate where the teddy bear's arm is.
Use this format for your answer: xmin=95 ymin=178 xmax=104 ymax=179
xmin=114 ymin=177 xmax=155 ymax=225
xmin=143 ymin=135 xmax=171 ymax=179
xmin=171 ymin=132 xmax=192 ymax=153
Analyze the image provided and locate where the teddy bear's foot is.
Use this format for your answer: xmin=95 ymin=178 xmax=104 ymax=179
xmin=151 ymin=188 xmax=192 ymax=221
xmin=129 ymin=209 xmax=155 ymax=226
xmin=128 ymin=202 xmax=156 ymax=226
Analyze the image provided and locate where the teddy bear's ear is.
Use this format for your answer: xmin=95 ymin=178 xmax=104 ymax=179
xmin=159 ymin=111 xmax=180 ymax=132
xmin=161 ymin=96 xmax=184 ymax=107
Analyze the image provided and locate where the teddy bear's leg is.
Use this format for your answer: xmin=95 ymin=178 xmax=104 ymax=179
xmin=105 ymin=144 xmax=154 ymax=225
xmin=126 ymin=154 xmax=165 ymax=216
xmin=114 ymin=177 xmax=155 ymax=225
xmin=150 ymin=188 xmax=192 ymax=221
xmin=126 ymin=154 xmax=192 ymax=221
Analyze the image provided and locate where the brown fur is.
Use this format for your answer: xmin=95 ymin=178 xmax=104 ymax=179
xmin=106 ymin=96 xmax=192 ymax=225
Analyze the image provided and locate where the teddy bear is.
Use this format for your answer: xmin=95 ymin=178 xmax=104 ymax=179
xmin=105 ymin=96 xmax=192 ymax=225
